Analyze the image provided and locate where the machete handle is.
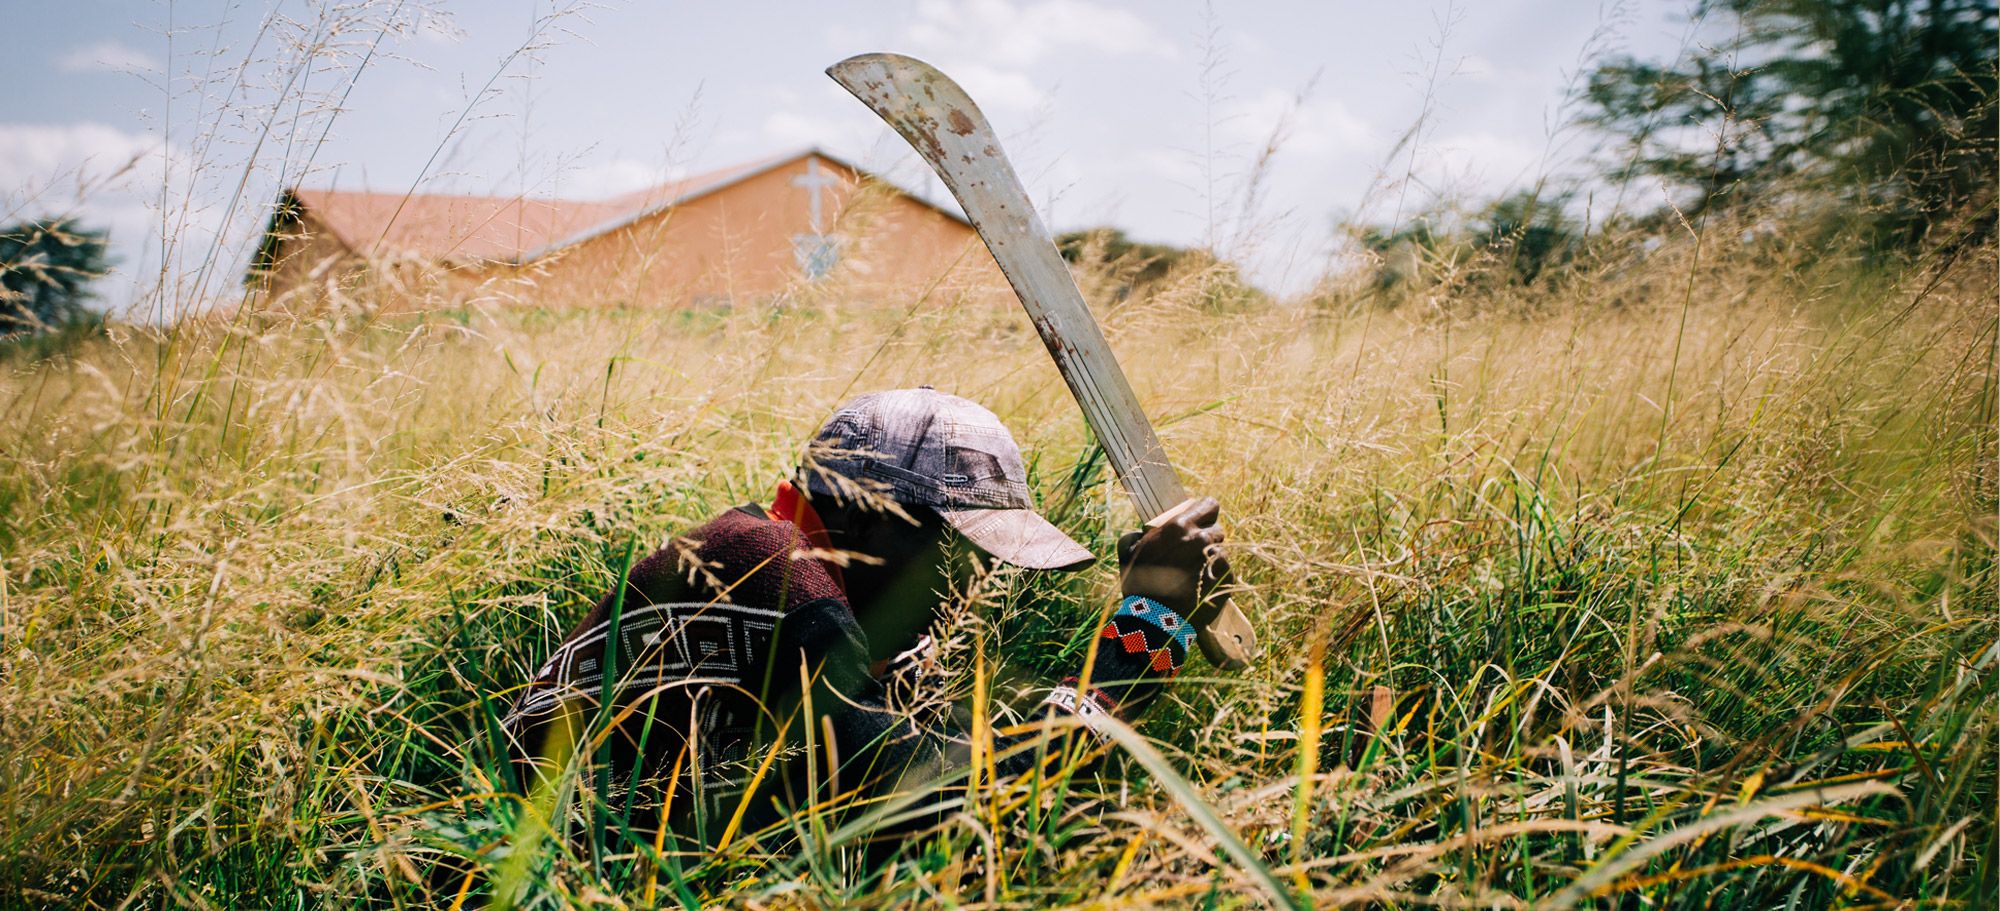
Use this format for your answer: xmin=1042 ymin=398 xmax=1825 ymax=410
xmin=1143 ymin=496 xmax=1210 ymax=529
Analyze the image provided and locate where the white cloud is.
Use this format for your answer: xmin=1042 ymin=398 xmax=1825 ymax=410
xmin=900 ymin=0 xmax=1176 ymax=109
xmin=0 ymin=122 xmax=168 ymax=202
xmin=1421 ymin=130 xmax=1544 ymax=196
xmin=1457 ymin=53 xmax=1497 ymax=82
xmin=557 ymin=158 xmax=689 ymax=199
xmin=823 ymin=23 xmax=874 ymax=52
xmin=1224 ymin=89 xmax=1375 ymax=160
xmin=1131 ymin=146 xmax=1201 ymax=185
xmin=947 ymin=63 xmax=1048 ymax=113
xmin=57 ymin=40 xmax=160 ymax=75
xmin=906 ymin=0 xmax=1177 ymax=68
xmin=759 ymin=108 xmax=880 ymax=156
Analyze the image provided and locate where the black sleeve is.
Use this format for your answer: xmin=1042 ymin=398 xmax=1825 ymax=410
xmin=751 ymin=593 xmax=1187 ymax=833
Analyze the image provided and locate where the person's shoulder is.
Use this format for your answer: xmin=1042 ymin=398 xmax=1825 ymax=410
xmin=659 ymin=503 xmax=843 ymax=611
xmin=681 ymin=503 xmax=790 ymax=559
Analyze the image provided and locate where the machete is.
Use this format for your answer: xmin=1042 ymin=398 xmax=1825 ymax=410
xmin=826 ymin=52 xmax=1258 ymax=669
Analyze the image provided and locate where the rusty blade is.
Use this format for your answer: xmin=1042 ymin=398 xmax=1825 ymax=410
xmin=826 ymin=52 xmax=1258 ymax=669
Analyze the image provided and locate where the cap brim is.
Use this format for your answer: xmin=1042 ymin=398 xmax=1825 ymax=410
xmin=938 ymin=507 xmax=1094 ymax=570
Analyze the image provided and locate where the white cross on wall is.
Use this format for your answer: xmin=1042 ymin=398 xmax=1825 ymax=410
xmin=791 ymin=157 xmax=840 ymax=234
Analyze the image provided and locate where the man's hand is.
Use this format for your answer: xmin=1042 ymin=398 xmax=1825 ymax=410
xmin=1117 ymin=496 xmax=1233 ymax=634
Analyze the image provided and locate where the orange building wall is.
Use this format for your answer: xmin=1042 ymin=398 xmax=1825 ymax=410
xmin=257 ymin=221 xmax=492 ymax=316
xmin=251 ymin=212 xmax=365 ymax=310
xmin=255 ymin=153 xmax=1014 ymax=315
xmin=524 ymin=154 xmax=1009 ymax=309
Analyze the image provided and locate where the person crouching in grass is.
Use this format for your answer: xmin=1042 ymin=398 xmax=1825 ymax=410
xmin=503 ymin=386 xmax=1239 ymax=857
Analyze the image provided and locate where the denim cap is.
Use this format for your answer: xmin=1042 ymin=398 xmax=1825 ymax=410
xmin=797 ymin=386 xmax=1094 ymax=570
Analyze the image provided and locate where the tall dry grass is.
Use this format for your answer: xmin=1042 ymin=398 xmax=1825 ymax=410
xmin=2 ymin=1 xmax=1994 ymax=904
xmin=1 ymin=212 xmax=1993 ymax=906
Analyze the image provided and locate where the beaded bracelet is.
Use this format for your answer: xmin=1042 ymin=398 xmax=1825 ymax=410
xmin=1102 ymin=594 xmax=1195 ymax=676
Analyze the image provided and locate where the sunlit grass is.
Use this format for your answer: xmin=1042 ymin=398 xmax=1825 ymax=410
xmin=0 ymin=225 xmax=1993 ymax=907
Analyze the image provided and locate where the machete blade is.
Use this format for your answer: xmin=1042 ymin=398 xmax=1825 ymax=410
xmin=827 ymin=52 xmax=1258 ymax=669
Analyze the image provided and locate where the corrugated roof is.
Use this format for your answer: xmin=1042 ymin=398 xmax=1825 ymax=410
xmin=288 ymin=148 xmax=954 ymax=265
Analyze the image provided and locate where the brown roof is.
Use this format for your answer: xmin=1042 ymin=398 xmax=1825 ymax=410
xmin=292 ymin=187 xmax=623 ymax=263
xmin=288 ymin=148 xmax=953 ymax=265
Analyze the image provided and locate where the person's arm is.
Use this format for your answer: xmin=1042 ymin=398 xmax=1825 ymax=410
xmin=1023 ymin=495 xmax=1231 ymax=751
xmin=764 ymin=497 xmax=1232 ymax=822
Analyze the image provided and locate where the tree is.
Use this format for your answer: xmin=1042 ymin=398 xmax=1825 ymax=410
xmin=1055 ymin=227 xmax=1196 ymax=300
xmin=1584 ymin=0 xmax=1997 ymax=250
xmin=1344 ymin=190 xmax=1586 ymax=302
xmin=1 ymin=219 xmax=111 ymax=336
xmin=1056 ymin=226 xmax=1269 ymax=310
xmin=1476 ymin=190 xmax=1586 ymax=285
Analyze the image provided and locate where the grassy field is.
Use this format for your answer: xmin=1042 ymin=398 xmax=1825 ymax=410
xmin=0 ymin=228 xmax=1993 ymax=908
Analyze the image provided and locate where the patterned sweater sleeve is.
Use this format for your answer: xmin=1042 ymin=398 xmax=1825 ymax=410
xmin=1025 ymin=594 xmax=1195 ymax=744
xmin=772 ymin=591 xmax=1194 ymax=815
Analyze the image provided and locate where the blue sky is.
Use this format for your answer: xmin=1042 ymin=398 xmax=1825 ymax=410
xmin=1 ymin=0 xmax=1696 ymax=310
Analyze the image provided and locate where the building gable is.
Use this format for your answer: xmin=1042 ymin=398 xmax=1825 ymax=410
xmin=276 ymin=149 xmax=967 ymax=267
xmin=252 ymin=148 xmax=1002 ymax=310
